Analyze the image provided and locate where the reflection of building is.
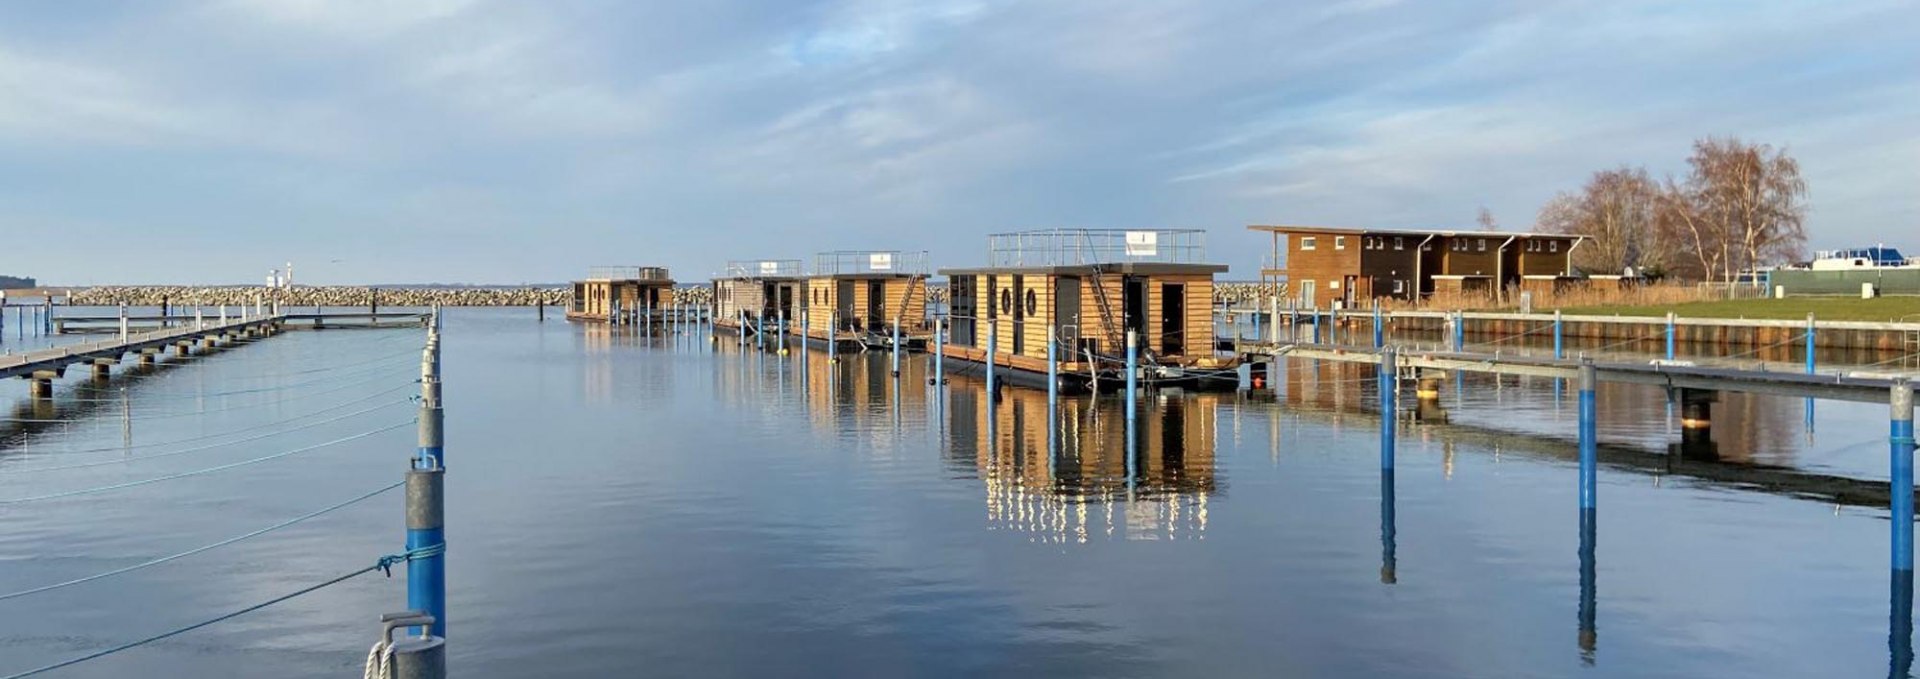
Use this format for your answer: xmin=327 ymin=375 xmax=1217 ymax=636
xmin=713 ymin=260 xmax=803 ymax=334
xmin=799 ymin=250 xmax=930 ymax=349
xmin=937 ymin=228 xmax=1234 ymax=392
xmin=567 ymin=266 xmax=676 ymax=324
xmin=946 ymin=377 xmax=1220 ymax=542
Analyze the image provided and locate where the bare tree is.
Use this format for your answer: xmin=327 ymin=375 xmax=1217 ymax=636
xmin=1536 ymin=166 xmax=1662 ymax=275
xmin=1476 ymin=206 xmax=1498 ymax=231
xmin=1662 ymin=137 xmax=1808 ymax=282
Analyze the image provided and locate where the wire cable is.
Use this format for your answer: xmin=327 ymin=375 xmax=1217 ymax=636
xmin=5 ymin=399 xmax=414 ymax=475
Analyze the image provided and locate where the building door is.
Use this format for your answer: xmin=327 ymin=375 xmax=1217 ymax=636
xmin=867 ymin=280 xmax=886 ymax=331
xmin=1160 ymin=283 xmax=1185 ymax=355
xmin=836 ymin=280 xmax=856 ymax=330
xmin=1342 ymin=276 xmax=1357 ymax=308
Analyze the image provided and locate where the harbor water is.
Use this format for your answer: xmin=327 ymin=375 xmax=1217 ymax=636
xmin=0 ymin=307 xmax=1911 ymax=677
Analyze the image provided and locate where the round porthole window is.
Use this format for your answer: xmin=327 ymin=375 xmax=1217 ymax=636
xmin=1000 ymin=288 xmax=1012 ymax=315
xmin=1024 ymin=289 xmax=1037 ymax=316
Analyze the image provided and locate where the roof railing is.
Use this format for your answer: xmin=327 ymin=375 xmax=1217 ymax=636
xmin=812 ymin=251 xmax=929 ymax=276
xmin=985 ymin=228 xmax=1209 ymax=267
xmin=587 ymin=266 xmax=671 ymax=281
xmin=724 ymin=260 xmax=804 ymax=278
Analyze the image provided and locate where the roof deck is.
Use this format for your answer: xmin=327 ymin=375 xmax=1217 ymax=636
xmin=723 ymin=259 xmax=805 ymax=279
xmin=812 ymin=250 xmax=929 ymax=277
xmin=583 ymin=266 xmax=672 ymax=283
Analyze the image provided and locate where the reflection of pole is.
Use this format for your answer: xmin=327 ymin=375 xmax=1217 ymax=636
xmin=1380 ymin=469 xmax=1396 ymax=585
xmin=1579 ymin=504 xmax=1598 ymax=663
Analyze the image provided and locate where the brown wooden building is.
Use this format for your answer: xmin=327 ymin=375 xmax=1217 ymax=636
xmin=1250 ymin=225 xmax=1586 ymax=307
xmin=713 ymin=259 xmax=804 ymax=333
xmin=567 ymin=266 xmax=675 ymax=324
xmin=937 ymin=229 xmax=1236 ymax=391
xmin=799 ymin=250 xmax=931 ymax=349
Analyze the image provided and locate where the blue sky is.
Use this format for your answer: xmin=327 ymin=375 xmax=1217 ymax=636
xmin=1 ymin=0 xmax=1914 ymax=285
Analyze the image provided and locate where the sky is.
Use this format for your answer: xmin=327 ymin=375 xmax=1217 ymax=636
xmin=0 ymin=0 xmax=1915 ymax=286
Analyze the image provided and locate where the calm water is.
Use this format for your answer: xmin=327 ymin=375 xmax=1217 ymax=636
xmin=0 ymin=308 xmax=1912 ymax=677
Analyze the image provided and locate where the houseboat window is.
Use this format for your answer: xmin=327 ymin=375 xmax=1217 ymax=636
xmin=1335 ymin=236 xmax=1347 ymax=250
xmin=1300 ymin=237 xmax=1317 ymax=250
xmin=1476 ymin=238 xmax=1487 ymax=252
xmin=1024 ymin=289 xmax=1037 ymax=316
xmin=1393 ymin=236 xmax=1404 ymax=250
xmin=1000 ymin=288 xmax=1013 ymax=315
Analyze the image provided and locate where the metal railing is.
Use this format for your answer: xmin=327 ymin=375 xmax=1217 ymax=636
xmin=813 ymin=251 xmax=928 ymax=276
xmin=586 ymin=266 xmax=671 ymax=281
xmin=986 ymin=228 xmax=1209 ymax=267
xmin=724 ymin=260 xmax=804 ymax=278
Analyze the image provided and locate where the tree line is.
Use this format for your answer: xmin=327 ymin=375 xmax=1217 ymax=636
xmin=1532 ymin=137 xmax=1808 ymax=282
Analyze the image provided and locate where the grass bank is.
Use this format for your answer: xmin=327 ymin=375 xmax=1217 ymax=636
xmin=1560 ymin=297 xmax=1920 ymax=323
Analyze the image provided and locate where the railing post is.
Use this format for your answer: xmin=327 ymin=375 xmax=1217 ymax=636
xmin=1379 ymin=347 xmax=1396 ymax=470
xmin=1579 ymin=360 xmax=1598 ymax=514
xmin=1665 ymin=312 xmax=1677 ymax=360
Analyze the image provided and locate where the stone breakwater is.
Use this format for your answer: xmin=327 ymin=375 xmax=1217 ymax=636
xmin=67 ymin=283 xmax=1270 ymax=308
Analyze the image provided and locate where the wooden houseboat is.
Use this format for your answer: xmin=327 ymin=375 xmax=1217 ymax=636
xmin=796 ymin=250 xmax=931 ymax=351
xmin=712 ymin=259 xmax=804 ymax=336
xmin=936 ymin=228 xmax=1237 ymax=393
xmin=566 ymin=266 xmax=676 ymax=325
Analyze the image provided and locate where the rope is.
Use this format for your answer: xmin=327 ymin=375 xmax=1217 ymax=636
xmin=0 ymin=420 xmax=413 ymax=504
xmin=5 ymin=399 xmax=414 ymax=474
xmin=5 ymin=382 xmax=419 ymax=457
xmin=0 ymin=481 xmax=403 ymax=602
xmin=0 ymin=544 xmax=441 ymax=679
xmin=364 ymin=639 xmax=396 ymax=679
xmin=1474 ymin=321 xmax=1558 ymax=347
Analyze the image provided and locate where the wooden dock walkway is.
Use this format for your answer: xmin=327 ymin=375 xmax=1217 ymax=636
xmin=2 ymin=314 xmax=286 ymax=396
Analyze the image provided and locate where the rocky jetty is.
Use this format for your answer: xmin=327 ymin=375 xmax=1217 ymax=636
xmin=65 ymin=282 xmax=1268 ymax=308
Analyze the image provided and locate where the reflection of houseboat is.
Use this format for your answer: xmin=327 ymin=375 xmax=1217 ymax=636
xmin=712 ymin=259 xmax=804 ymax=336
xmin=937 ymin=228 xmax=1237 ymax=392
xmin=946 ymin=381 xmax=1219 ymax=541
xmin=566 ymin=266 xmax=675 ymax=325
xmin=796 ymin=250 xmax=931 ymax=351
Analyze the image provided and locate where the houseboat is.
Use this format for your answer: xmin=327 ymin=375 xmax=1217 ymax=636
xmin=797 ymin=250 xmax=931 ymax=352
xmin=935 ymin=228 xmax=1236 ymax=393
xmin=566 ymin=266 xmax=676 ymax=326
xmin=1807 ymin=247 xmax=1920 ymax=270
xmin=712 ymin=259 xmax=805 ymax=336
xmin=1250 ymin=225 xmax=1585 ymax=307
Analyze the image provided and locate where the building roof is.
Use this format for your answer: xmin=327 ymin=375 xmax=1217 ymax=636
xmin=1248 ymin=224 xmax=1586 ymax=241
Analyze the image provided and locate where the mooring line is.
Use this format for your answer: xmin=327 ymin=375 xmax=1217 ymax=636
xmin=5 ymin=382 xmax=419 ymax=457
xmin=4 ymin=399 xmax=414 ymax=475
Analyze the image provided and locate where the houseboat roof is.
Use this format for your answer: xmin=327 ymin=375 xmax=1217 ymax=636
xmin=983 ymin=228 xmax=1213 ymax=267
xmin=1247 ymin=224 xmax=1585 ymax=241
xmin=719 ymin=260 xmax=805 ymax=280
xmin=811 ymin=250 xmax=929 ymax=277
xmin=577 ymin=266 xmax=674 ymax=284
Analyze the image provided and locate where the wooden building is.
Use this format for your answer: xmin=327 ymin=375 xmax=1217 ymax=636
xmin=1250 ymin=225 xmax=1586 ymax=307
xmin=712 ymin=259 xmax=804 ymax=334
xmin=936 ymin=228 xmax=1235 ymax=392
xmin=566 ymin=266 xmax=676 ymax=324
xmin=798 ymin=250 xmax=931 ymax=350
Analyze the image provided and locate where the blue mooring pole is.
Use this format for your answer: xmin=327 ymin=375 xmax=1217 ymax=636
xmin=1892 ymin=381 xmax=1915 ymax=573
xmin=1452 ymin=310 xmax=1465 ymax=352
xmin=1665 ymin=312 xmax=1676 ymax=360
xmin=1806 ymin=313 xmax=1817 ymax=375
xmin=411 ymin=325 xmax=447 ymax=640
xmin=1372 ymin=303 xmax=1383 ymax=348
xmin=890 ymin=319 xmax=901 ymax=377
xmin=932 ymin=315 xmax=945 ymax=386
xmin=1046 ymin=324 xmax=1058 ymax=409
xmin=1125 ymin=329 xmax=1139 ymax=424
xmin=1553 ymin=310 xmax=1564 ymax=360
xmin=1578 ymin=360 xmax=1598 ymax=514
xmin=827 ymin=311 xmax=838 ymax=364
xmin=985 ymin=319 xmax=998 ymax=400
xmin=1380 ymin=347 xmax=1396 ymax=470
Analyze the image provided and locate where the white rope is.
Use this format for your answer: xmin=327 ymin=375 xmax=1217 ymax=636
xmin=363 ymin=639 xmax=394 ymax=679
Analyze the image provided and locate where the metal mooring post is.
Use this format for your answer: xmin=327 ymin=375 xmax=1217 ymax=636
xmin=890 ymin=319 xmax=901 ymax=377
xmin=1372 ymin=302 xmax=1383 ymax=348
xmin=828 ymin=311 xmax=838 ymax=364
xmin=1665 ymin=312 xmax=1677 ymax=360
xmin=932 ymin=315 xmax=945 ymax=386
xmin=1125 ymin=329 xmax=1138 ymax=424
xmin=1379 ymin=347 xmax=1396 ymax=470
xmin=411 ymin=332 xmax=447 ymax=639
xmin=1452 ymin=310 xmax=1465 ymax=352
xmin=1046 ymin=324 xmax=1058 ymax=409
xmin=1554 ymin=310 xmax=1564 ymax=360
xmin=377 ymin=611 xmax=444 ymax=679
xmin=985 ymin=319 xmax=998 ymax=400
xmin=1578 ymin=360 xmax=1598 ymax=516
xmin=800 ymin=309 xmax=810 ymax=371
xmin=1805 ymin=313 xmax=1817 ymax=375
xmin=1892 ymin=381 xmax=1915 ymax=573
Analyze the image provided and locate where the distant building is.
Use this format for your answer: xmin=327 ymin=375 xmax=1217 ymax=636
xmin=1249 ymin=225 xmax=1586 ymax=307
xmin=566 ymin=266 xmax=675 ymax=324
xmin=0 ymin=275 xmax=36 ymax=290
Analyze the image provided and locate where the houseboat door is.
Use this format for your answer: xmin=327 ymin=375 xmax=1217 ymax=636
xmin=776 ymin=283 xmax=794 ymax=319
xmin=1160 ymin=283 xmax=1185 ymax=355
xmin=1123 ymin=277 xmax=1147 ymax=346
xmin=1009 ymin=275 xmax=1025 ymax=355
xmin=866 ymin=280 xmax=886 ymax=331
xmin=950 ymin=275 xmax=976 ymax=347
xmin=1055 ymin=276 xmax=1081 ymax=354
xmin=836 ymin=280 xmax=856 ymax=330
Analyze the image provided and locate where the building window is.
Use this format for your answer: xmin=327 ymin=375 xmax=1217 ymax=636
xmin=1335 ymin=236 xmax=1347 ymax=250
xmin=1476 ymin=238 xmax=1487 ymax=252
xmin=1393 ymin=280 xmax=1406 ymax=294
xmin=1393 ymin=236 xmax=1404 ymax=250
xmin=1550 ymin=240 xmax=1559 ymax=253
xmin=1330 ymin=279 xmax=1341 ymax=290
xmin=1300 ymin=237 xmax=1317 ymax=251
